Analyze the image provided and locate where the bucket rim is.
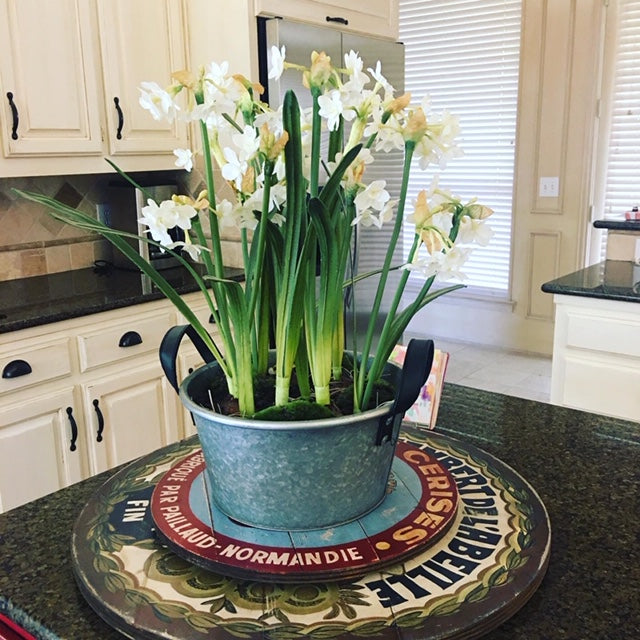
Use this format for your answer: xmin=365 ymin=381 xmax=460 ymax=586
xmin=179 ymin=360 xmax=395 ymax=431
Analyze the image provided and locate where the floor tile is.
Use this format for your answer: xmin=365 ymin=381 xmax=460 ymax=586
xmin=437 ymin=340 xmax=552 ymax=403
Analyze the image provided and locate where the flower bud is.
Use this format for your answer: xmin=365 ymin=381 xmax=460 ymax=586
xmin=172 ymin=69 xmax=196 ymax=90
xmin=259 ymin=123 xmax=289 ymax=162
xmin=384 ymin=92 xmax=411 ymax=117
xmin=466 ymin=203 xmax=494 ymax=220
xmin=233 ymin=74 xmax=264 ymax=98
xmin=241 ymin=166 xmax=255 ymax=194
xmin=403 ymin=107 xmax=429 ymax=143
xmin=419 ymin=227 xmax=445 ymax=254
xmin=411 ymin=190 xmax=432 ymax=227
xmin=304 ymin=51 xmax=334 ymax=90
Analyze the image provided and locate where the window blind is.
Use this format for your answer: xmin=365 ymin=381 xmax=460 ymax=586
xmin=398 ymin=0 xmax=522 ymax=292
xmin=595 ymin=0 xmax=640 ymax=261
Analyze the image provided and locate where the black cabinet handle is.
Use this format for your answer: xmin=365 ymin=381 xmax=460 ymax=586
xmin=6 ymin=92 xmax=18 ymax=140
xmin=93 ymin=399 xmax=104 ymax=442
xmin=114 ymin=96 xmax=123 ymax=140
xmin=2 ymin=359 xmax=32 ymax=379
xmin=66 ymin=407 xmax=78 ymax=452
xmin=326 ymin=15 xmax=348 ymax=25
xmin=119 ymin=330 xmax=142 ymax=347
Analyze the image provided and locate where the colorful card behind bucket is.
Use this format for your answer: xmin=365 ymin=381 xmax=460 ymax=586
xmin=389 ymin=345 xmax=449 ymax=429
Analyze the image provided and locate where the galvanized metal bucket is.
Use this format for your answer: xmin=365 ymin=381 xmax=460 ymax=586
xmin=180 ymin=360 xmax=401 ymax=531
xmin=161 ymin=326 xmax=434 ymax=531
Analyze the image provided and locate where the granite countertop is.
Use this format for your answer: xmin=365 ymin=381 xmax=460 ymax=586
xmin=0 ymin=264 xmax=245 ymax=334
xmin=593 ymin=219 xmax=640 ymax=230
xmin=0 ymin=384 xmax=638 ymax=639
xmin=541 ymin=259 xmax=640 ymax=303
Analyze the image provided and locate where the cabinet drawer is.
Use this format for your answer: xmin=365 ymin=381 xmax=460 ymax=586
xmin=560 ymin=353 xmax=640 ymax=422
xmin=77 ymin=311 xmax=174 ymax=372
xmin=565 ymin=311 xmax=640 ymax=358
xmin=0 ymin=339 xmax=72 ymax=395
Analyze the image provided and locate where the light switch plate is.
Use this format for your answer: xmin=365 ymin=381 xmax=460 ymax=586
xmin=539 ymin=177 xmax=559 ymax=197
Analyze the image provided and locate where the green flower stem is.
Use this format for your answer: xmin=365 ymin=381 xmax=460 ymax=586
xmin=199 ymin=120 xmax=224 ymax=279
xmin=357 ymin=141 xmax=415 ymax=410
xmin=275 ymin=376 xmax=291 ymax=406
xmin=309 ymin=86 xmax=322 ymax=198
xmin=197 ymin=119 xmax=241 ymax=395
xmin=246 ymin=161 xmax=273 ymax=322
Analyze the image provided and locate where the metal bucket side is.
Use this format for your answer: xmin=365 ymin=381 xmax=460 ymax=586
xmin=180 ymin=361 xmax=402 ymax=531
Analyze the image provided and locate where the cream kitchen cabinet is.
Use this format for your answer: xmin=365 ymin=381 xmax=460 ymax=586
xmin=255 ymin=0 xmax=399 ymax=40
xmin=0 ymin=0 xmax=189 ymax=177
xmin=0 ymin=298 xmax=193 ymax=512
xmin=0 ymin=388 xmax=84 ymax=512
xmin=96 ymin=0 xmax=189 ymax=157
xmin=80 ymin=362 xmax=180 ymax=475
xmin=0 ymin=0 xmax=103 ymax=158
xmin=549 ymin=294 xmax=640 ymax=422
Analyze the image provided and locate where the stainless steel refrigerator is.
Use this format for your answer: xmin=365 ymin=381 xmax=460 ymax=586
xmin=257 ymin=17 xmax=405 ymax=346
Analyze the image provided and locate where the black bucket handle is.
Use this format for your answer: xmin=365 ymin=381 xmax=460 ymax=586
xmin=160 ymin=324 xmax=217 ymax=394
xmin=376 ymin=338 xmax=435 ymax=445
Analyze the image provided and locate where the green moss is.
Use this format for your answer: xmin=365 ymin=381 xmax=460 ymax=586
xmin=253 ymin=399 xmax=335 ymax=421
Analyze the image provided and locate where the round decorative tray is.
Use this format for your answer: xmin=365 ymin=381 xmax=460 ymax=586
xmin=149 ymin=440 xmax=459 ymax=582
xmin=71 ymin=428 xmax=550 ymax=640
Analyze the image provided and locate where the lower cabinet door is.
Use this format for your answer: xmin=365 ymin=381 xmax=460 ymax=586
xmin=82 ymin=363 xmax=181 ymax=475
xmin=0 ymin=388 xmax=84 ymax=512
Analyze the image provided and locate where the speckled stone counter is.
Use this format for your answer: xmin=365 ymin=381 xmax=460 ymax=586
xmin=0 ymin=264 xmax=244 ymax=334
xmin=541 ymin=259 xmax=640 ymax=303
xmin=1 ymin=385 xmax=638 ymax=639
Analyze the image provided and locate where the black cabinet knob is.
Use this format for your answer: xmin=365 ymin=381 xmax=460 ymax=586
xmin=2 ymin=359 xmax=32 ymax=379
xmin=119 ymin=330 xmax=142 ymax=347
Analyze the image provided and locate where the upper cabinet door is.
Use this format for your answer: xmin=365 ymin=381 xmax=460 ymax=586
xmin=0 ymin=0 xmax=103 ymax=157
xmin=97 ymin=0 xmax=190 ymax=156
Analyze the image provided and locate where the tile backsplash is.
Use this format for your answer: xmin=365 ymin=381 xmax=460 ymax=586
xmin=0 ymin=168 xmax=243 ymax=282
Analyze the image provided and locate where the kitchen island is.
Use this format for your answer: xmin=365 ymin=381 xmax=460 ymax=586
xmin=542 ymin=259 xmax=640 ymax=422
xmin=1 ymin=384 xmax=638 ymax=639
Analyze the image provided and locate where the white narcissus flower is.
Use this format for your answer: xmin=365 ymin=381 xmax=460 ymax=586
xmin=139 ymin=82 xmax=178 ymax=122
xmin=343 ymin=50 xmax=369 ymax=92
xmin=458 ymin=217 xmax=494 ymax=246
xmin=406 ymin=246 xmax=471 ymax=282
xmin=166 ymin=241 xmax=209 ymax=261
xmin=268 ymin=45 xmax=286 ymax=80
xmin=352 ymin=181 xmax=394 ymax=228
xmin=174 ymin=148 xmax=193 ymax=172
xmin=138 ymin=199 xmax=197 ymax=247
xmin=368 ymin=61 xmax=395 ymax=96
xmin=233 ymin=125 xmax=261 ymax=160
xmin=318 ymin=90 xmax=347 ymax=131
xmin=221 ymin=147 xmax=247 ymax=188
xmin=354 ymin=180 xmax=390 ymax=212
xmin=216 ymin=199 xmax=237 ymax=228
xmin=415 ymin=111 xmax=462 ymax=170
xmin=254 ymin=106 xmax=285 ymax=138
xmin=201 ymin=61 xmax=242 ymax=116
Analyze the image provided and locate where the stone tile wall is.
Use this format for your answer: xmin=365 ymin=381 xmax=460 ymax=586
xmin=0 ymin=168 xmax=243 ymax=282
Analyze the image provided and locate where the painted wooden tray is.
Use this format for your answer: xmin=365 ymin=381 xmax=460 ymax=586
xmin=149 ymin=440 xmax=460 ymax=582
xmin=71 ymin=428 xmax=551 ymax=640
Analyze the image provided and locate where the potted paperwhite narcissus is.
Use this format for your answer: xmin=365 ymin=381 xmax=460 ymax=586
xmin=17 ymin=47 xmax=493 ymax=531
